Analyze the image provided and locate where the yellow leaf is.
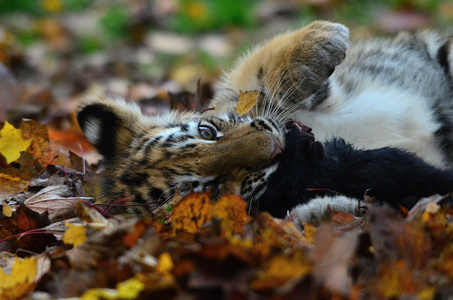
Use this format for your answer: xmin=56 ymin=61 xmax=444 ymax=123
xmin=0 ymin=256 xmax=37 ymax=299
xmin=41 ymin=0 xmax=63 ymax=13
xmin=62 ymin=221 xmax=87 ymax=247
xmin=2 ymin=200 xmax=13 ymax=217
xmin=0 ymin=121 xmax=32 ymax=164
xmin=81 ymin=275 xmax=146 ymax=300
xmin=234 ymin=91 xmax=262 ymax=116
xmin=187 ymin=1 xmax=209 ymax=19
xmin=156 ymin=252 xmax=174 ymax=276
xmin=116 ymin=277 xmax=145 ymax=299
xmin=250 ymin=251 xmax=311 ymax=291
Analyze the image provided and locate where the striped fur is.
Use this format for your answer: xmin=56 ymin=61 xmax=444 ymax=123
xmin=77 ymin=21 xmax=453 ymax=224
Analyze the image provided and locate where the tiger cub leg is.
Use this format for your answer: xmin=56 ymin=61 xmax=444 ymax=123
xmin=211 ymin=21 xmax=349 ymax=115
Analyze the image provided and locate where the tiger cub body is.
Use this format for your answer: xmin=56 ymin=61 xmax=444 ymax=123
xmin=77 ymin=21 xmax=453 ymax=225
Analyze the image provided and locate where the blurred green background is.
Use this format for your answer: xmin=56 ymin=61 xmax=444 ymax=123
xmin=0 ymin=0 xmax=452 ymax=123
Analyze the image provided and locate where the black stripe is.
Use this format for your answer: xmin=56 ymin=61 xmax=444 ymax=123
xmin=207 ymin=120 xmax=221 ymax=131
xmin=150 ymin=188 xmax=164 ymax=200
xmin=257 ymin=67 xmax=264 ymax=81
xmin=144 ymin=136 xmax=162 ymax=152
xmin=257 ymin=120 xmax=273 ymax=132
xmin=437 ymin=41 xmax=451 ymax=77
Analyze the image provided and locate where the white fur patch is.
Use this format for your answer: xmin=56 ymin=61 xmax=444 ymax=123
xmin=294 ymin=83 xmax=445 ymax=167
xmin=289 ymin=195 xmax=367 ymax=228
xmin=83 ymin=117 xmax=102 ymax=145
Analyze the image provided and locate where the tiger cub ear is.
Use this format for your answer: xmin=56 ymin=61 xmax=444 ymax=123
xmin=77 ymin=98 xmax=144 ymax=160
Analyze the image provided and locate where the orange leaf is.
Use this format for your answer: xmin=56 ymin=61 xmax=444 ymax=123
xmin=20 ymin=120 xmax=70 ymax=167
xmin=250 ymin=251 xmax=311 ymax=291
xmin=212 ymin=194 xmax=251 ymax=234
xmin=0 ymin=173 xmax=28 ymax=200
xmin=170 ymin=192 xmax=213 ymax=235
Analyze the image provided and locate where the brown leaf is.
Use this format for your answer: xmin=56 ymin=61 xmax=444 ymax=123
xmin=20 ymin=119 xmax=70 ymax=167
xmin=24 ymin=185 xmax=85 ymax=221
xmin=312 ymin=224 xmax=359 ymax=294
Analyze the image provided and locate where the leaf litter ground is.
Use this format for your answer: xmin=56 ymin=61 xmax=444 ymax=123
xmin=0 ymin=91 xmax=453 ymax=300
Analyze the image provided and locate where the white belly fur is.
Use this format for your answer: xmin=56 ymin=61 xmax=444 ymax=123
xmin=293 ymin=84 xmax=446 ymax=168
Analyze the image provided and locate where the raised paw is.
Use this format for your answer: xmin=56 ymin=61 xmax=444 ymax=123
xmin=211 ymin=21 xmax=349 ymax=116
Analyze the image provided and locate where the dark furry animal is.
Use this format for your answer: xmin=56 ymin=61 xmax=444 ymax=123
xmin=258 ymin=124 xmax=453 ymax=218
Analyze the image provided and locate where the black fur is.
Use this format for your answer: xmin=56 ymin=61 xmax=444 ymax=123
xmin=258 ymin=128 xmax=453 ymax=218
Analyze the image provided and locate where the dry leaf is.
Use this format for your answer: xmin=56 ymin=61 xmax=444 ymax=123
xmin=24 ymin=185 xmax=83 ymax=221
xmin=234 ymin=91 xmax=262 ymax=116
xmin=250 ymin=251 xmax=311 ymax=291
xmin=20 ymin=119 xmax=70 ymax=167
xmin=170 ymin=192 xmax=213 ymax=235
xmin=212 ymin=194 xmax=251 ymax=234
xmin=0 ymin=256 xmax=37 ymax=299
xmin=62 ymin=220 xmax=87 ymax=248
xmin=0 ymin=121 xmax=32 ymax=164
xmin=2 ymin=200 xmax=13 ymax=217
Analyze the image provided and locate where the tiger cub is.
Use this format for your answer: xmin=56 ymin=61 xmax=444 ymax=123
xmin=77 ymin=21 xmax=453 ymax=226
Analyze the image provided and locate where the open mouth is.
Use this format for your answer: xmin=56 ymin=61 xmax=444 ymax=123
xmin=285 ymin=120 xmax=315 ymax=141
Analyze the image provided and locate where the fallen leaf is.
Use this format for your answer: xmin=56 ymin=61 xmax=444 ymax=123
xmin=0 ymin=256 xmax=37 ymax=299
xmin=20 ymin=119 xmax=70 ymax=167
xmin=234 ymin=91 xmax=262 ymax=116
xmin=0 ymin=121 xmax=32 ymax=164
xmin=2 ymin=200 xmax=13 ymax=217
xmin=212 ymin=194 xmax=251 ymax=234
xmin=156 ymin=252 xmax=174 ymax=277
xmin=62 ymin=220 xmax=87 ymax=248
xmin=0 ymin=203 xmax=54 ymax=253
xmin=250 ymin=251 xmax=311 ymax=291
xmin=169 ymin=192 xmax=213 ymax=236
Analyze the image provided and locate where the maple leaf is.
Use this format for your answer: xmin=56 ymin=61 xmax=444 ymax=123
xmin=63 ymin=220 xmax=87 ymax=247
xmin=0 ymin=121 xmax=32 ymax=164
xmin=0 ymin=256 xmax=37 ymax=299
xmin=234 ymin=91 xmax=263 ymax=116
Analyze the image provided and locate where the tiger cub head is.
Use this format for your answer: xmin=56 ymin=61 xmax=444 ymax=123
xmin=77 ymin=97 xmax=287 ymax=215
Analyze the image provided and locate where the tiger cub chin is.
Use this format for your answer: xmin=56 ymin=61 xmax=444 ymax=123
xmin=77 ymin=20 xmax=453 ymax=226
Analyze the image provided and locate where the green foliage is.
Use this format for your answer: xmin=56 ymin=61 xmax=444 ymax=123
xmin=63 ymin=0 xmax=93 ymax=11
xmin=170 ymin=0 xmax=257 ymax=33
xmin=0 ymin=0 xmax=42 ymax=15
xmin=0 ymin=0 xmax=93 ymax=15
xmin=79 ymin=34 xmax=102 ymax=54
xmin=99 ymin=6 xmax=131 ymax=40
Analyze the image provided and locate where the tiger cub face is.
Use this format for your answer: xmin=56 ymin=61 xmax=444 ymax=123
xmin=77 ymin=98 xmax=285 ymax=214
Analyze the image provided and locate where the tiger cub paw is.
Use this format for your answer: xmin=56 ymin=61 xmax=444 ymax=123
xmin=287 ymin=21 xmax=349 ymax=99
xmin=288 ymin=195 xmax=368 ymax=230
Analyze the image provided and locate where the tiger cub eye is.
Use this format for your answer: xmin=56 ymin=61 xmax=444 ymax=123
xmin=198 ymin=125 xmax=216 ymax=140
